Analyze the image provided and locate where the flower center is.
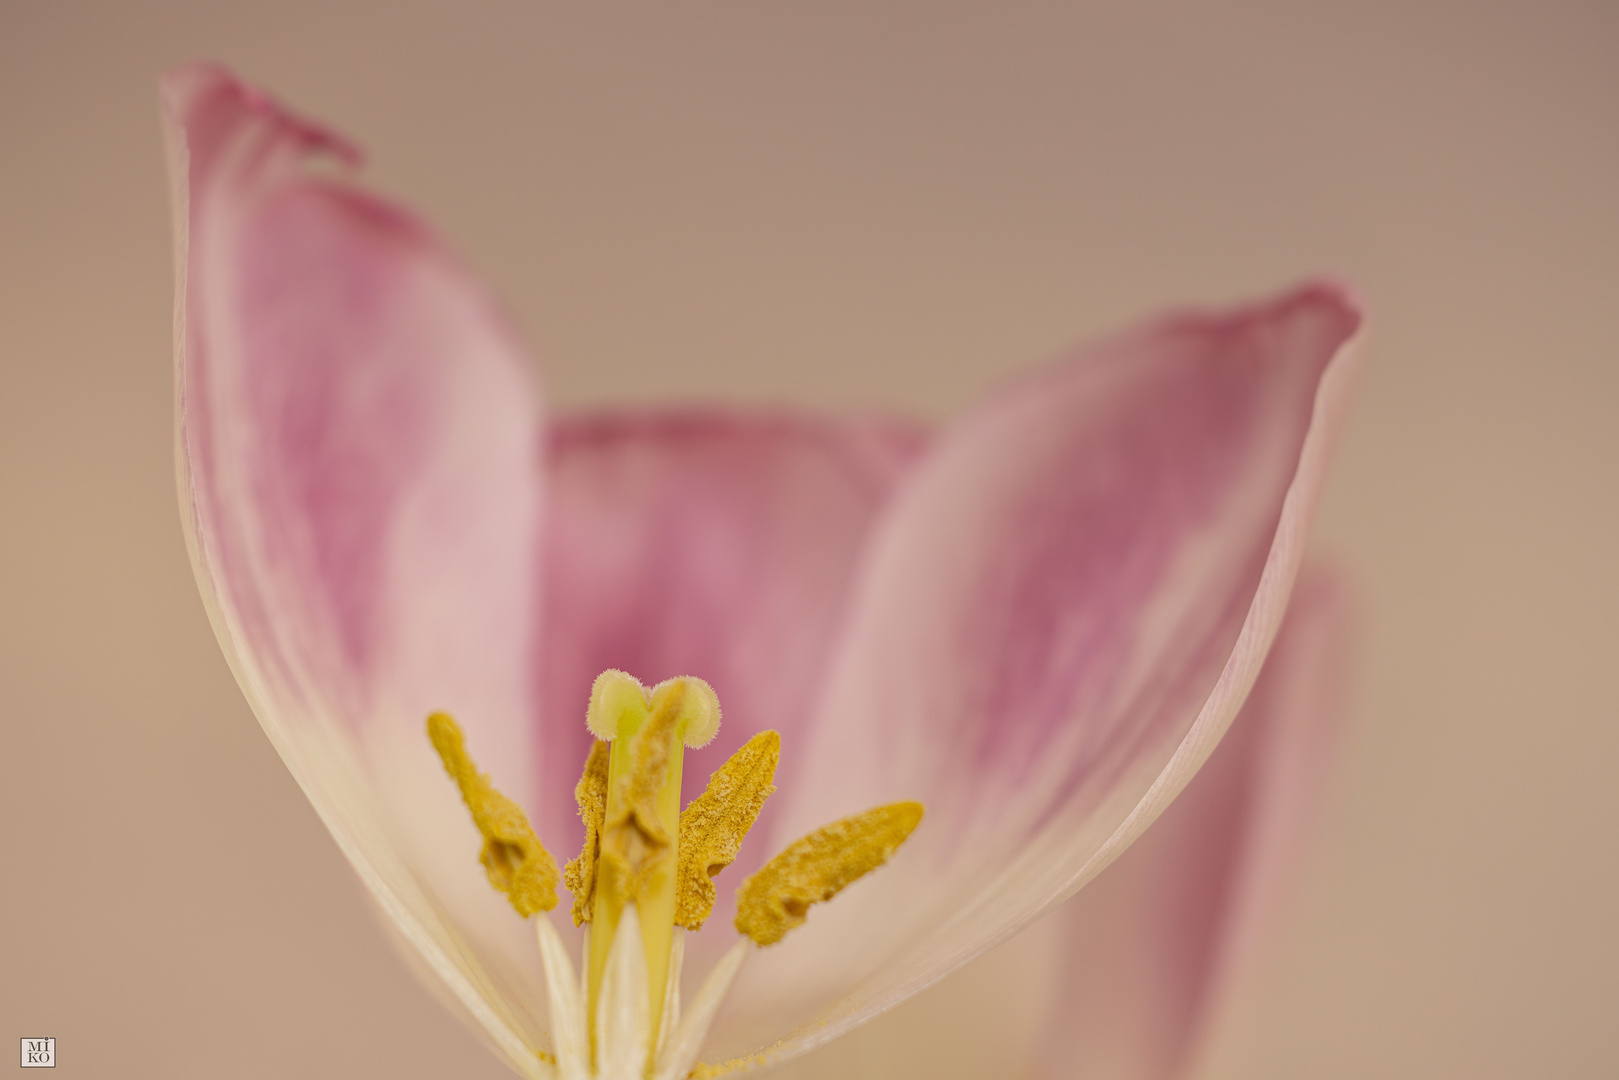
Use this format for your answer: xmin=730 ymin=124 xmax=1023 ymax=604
xmin=428 ymin=671 xmax=922 ymax=1080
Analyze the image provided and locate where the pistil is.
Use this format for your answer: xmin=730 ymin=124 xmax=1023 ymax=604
xmin=581 ymin=672 xmax=720 ymax=1063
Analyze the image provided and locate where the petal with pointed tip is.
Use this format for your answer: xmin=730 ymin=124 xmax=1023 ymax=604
xmin=164 ymin=64 xmax=552 ymax=1068
xmin=710 ymin=283 xmax=1362 ymax=1062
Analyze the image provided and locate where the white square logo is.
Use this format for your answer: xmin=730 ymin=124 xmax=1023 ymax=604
xmin=20 ymin=1038 xmax=54 ymax=1068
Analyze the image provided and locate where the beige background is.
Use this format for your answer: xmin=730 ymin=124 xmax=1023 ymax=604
xmin=2 ymin=1 xmax=1615 ymax=1076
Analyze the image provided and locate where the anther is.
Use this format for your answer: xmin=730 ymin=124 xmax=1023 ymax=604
xmin=564 ymin=739 xmax=611 ymax=927
xmin=426 ymin=712 xmax=559 ymax=917
xmin=675 ymin=730 xmax=780 ymax=930
xmin=735 ymin=802 xmax=924 ymax=946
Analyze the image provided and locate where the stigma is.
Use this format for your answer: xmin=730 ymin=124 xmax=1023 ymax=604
xmin=428 ymin=672 xmax=922 ymax=1080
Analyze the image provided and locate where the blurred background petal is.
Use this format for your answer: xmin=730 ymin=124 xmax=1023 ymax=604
xmin=1 ymin=2 xmax=1615 ymax=1078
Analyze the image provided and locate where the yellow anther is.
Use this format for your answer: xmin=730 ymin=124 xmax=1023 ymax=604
xmin=426 ymin=712 xmax=558 ymax=917
xmin=563 ymin=738 xmax=610 ymax=927
xmin=675 ymin=730 xmax=780 ymax=930
xmin=735 ymin=802 xmax=924 ymax=947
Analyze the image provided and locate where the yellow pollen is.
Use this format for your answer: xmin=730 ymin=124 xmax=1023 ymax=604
xmin=522 ymin=671 xmax=925 ymax=1071
xmin=675 ymin=730 xmax=780 ymax=931
xmin=563 ymin=738 xmax=610 ymax=927
xmin=735 ymin=802 xmax=924 ymax=947
xmin=426 ymin=712 xmax=558 ymax=917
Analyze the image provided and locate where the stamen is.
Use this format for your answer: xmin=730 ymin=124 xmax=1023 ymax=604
xmin=534 ymin=916 xmax=589 ymax=1080
xmin=654 ymin=930 xmax=684 ymax=1061
xmin=650 ymin=939 xmax=751 ymax=1080
xmin=674 ymin=731 xmax=781 ymax=930
xmin=564 ymin=739 xmax=611 ymax=927
xmin=597 ymin=904 xmax=651 ymax=1080
xmin=431 ymin=677 xmax=924 ymax=1074
xmin=735 ymin=802 xmax=924 ymax=946
xmin=426 ymin=712 xmax=558 ymax=917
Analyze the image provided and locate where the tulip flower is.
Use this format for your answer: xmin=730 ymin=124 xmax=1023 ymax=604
xmin=163 ymin=63 xmax=1361 ymax=1080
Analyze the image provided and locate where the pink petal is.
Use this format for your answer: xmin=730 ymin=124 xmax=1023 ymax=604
xmin=1033 ymin=565 xmax=1350 ymax=1080
xmin=765 ymin=908 xmax=1072 ymax=1080
xmin=711 ymin=283 xmax=1362 ymax=1060
xmin=765 ymin=567 xmax=1349 ymax=1080
xmin=165 ymin=65 xmax=553 ymax=1066
xmin=534 ymin=411 xmax=926 ymax=873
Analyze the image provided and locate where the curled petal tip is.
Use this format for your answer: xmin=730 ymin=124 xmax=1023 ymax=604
xmin=160 ymin=62 xmax=363 ymax=170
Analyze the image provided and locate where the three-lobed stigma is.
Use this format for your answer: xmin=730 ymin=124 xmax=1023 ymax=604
xmin=427 ymin=672 xmax=923 ymax=1080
